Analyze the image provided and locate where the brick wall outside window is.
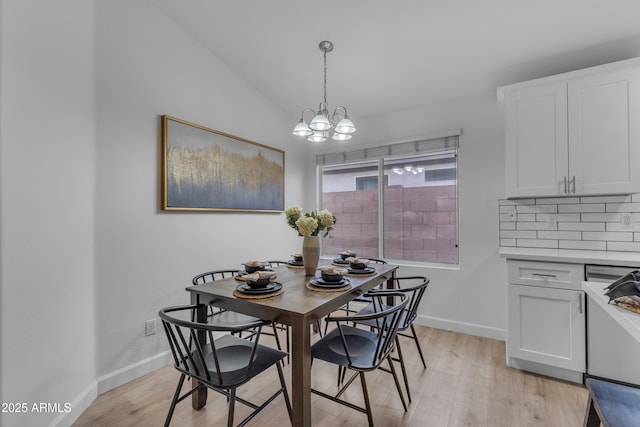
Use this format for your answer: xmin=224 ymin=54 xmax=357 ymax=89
xmin=323 ymin=184 xmax=458 ymax=263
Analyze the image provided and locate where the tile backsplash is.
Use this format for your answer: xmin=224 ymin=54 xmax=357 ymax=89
xmin=499 ymin=195 xmax=640 ymax=252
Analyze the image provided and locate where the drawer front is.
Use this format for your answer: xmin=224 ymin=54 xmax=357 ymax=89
xmin=507 ymin=260 xmax=583 ymax=290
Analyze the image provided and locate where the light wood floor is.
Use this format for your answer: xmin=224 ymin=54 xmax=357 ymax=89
xmin=73 ymin=325 xmax=589 ymax=427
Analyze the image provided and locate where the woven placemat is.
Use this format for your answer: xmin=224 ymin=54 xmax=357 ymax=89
xmin=331 ymin=261 xmax=350 ymax=267
xmin=233 ymin=288 xmax=284 ymax=299
xmin=345 ymin=271 xmax=376 ymax=277
xmin=306 ymin=282 xmax=351 ymax=292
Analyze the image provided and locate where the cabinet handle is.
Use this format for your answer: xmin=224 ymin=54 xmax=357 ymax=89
xmin=562 ymin=176 xmax=568 ymax=194
xmin=579 ymin=293 xmax=583 ymax=314
xmin=570 ymin=176 xmax=576 ymax=194
xmin=531 ymin=273 xmax=557 ymax=279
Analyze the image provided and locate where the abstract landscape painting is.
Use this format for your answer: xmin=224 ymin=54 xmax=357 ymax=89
xmin=161 ymin=115 xmax=284 ymax=212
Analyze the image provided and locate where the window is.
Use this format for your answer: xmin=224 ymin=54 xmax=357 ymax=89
xmin=355 ymin=175 xmax=388 ymax=190
xmin=318 ymin=134 xmax=459 ymax=264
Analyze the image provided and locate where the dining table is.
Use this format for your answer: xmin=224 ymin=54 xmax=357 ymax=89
xmin=185 ymin=260 xmax=398 ymax=427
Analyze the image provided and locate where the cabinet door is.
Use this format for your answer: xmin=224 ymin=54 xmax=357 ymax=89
xmin=504 ymin=83 xmax=568 ymax=197
xmin=507 ymin=284 xmax=585 ymax=371
xmin=568 ymin=67 xmax=640 ymax=194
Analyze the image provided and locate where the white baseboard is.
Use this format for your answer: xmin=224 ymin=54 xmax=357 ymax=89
xmin=97 ymin=350 xmax=172 ymax=395
xmin=508 ymin=357 xmax=584 ymax=384
xmin=49 ymin=351 xmax=172 ymax=427
xmin=414 ymin=314 xmax=506 ymax=341
xmin=49 ymin=381 xmax=97 ymax=427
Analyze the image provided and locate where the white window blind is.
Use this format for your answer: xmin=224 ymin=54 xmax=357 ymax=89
xmin=316 ymin=132 xmax=460 ymax=166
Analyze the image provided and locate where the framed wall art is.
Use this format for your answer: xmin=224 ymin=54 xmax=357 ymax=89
xmin=161 ymin=115 xmax=285 ymax=212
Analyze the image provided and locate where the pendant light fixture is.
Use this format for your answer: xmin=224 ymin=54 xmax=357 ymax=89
xmin=292 ymin=41 xmax=356 ymax=142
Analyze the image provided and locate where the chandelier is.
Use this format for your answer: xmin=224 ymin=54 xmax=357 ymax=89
xmin=292 ymin=41 xmax=356 ymax=142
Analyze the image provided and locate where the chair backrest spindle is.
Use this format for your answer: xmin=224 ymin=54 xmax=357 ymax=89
xmin=192 ymin=269 xmax=240 ymax=285
xmin=381 ymin=276 xmax=429 ymax=331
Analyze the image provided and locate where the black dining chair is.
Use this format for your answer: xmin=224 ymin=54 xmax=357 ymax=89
xmin=193 ymin=270 xmax=247 ymax=325
xmin=192 ymin=270 xmax=284 ymax=351
xmin=351 ymin=276 xmax=430 ymax=402
xmin=159 ymin=304 xmax=292 ymax=427
xmin=267 ymin=261 xmax=289 ymax=267
xmin=365 ymin=257 xmax=388 ymax=265
xmin=583 ymin=377 xmax=640 ymax=427
xmin=311 ymin=291 xmax=409 ymax=427
xmin=324 ymin=257 xmax=390 ymax=336
xmin=351 ymin=257 xmax=389 ymax=300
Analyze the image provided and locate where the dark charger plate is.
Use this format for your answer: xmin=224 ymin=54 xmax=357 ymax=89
xmin=309 ymin=278 xmax=351 ymax=288
xmin=347 ymin=266 xmax=375 ymax=274
xmin=236 ymin=282 xmax=282 ymax=295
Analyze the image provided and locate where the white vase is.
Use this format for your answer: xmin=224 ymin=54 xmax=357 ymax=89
xmin=302 ymin=235 xmax=320 ymax=276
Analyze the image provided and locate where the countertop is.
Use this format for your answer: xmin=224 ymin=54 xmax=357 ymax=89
xmin=583 ymin=281 xmax=640 ymax=342
xmin=499 ymin=247 xmax=640 ymax=267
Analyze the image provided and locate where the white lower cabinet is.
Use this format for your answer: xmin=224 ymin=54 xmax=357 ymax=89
xmin=506 ymin=260 xmax=586 ymax=383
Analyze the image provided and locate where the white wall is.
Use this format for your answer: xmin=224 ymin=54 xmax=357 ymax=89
xmin=1 ymin=1 xmax=309 ymax=426
xmin=0 ymin=1 xmax=97 ymax=426
xmin=93 ymin=0 xmax=308 ymax=391
xmin=310 ymin=93 xmax=507 ymax=339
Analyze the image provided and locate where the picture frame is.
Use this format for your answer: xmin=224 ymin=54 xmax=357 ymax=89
xmin=161 ymin=115 xmax=285 ymax=212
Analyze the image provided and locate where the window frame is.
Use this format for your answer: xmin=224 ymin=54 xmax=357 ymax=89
xmin=317 ymin=141 xmax=460 ymax=267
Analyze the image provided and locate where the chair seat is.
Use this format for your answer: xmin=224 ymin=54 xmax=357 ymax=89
xmin=353 ymin=295 xmax=374 ymax=304
xmin=208 ymin=310 xmax=263 ymax=328
xmin=355 ymin=303 xmax=411 ymax=331
xmin=176 ymin=334 xmax=288 ymax=388
xmin=311 ymin=325 xmax=382 ymax=370
xmin=585 ymin=377 xmax=640 ymax=427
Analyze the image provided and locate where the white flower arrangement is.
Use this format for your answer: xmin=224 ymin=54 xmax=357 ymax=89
xmin=285 ymin=205 xmax=336 ymax=237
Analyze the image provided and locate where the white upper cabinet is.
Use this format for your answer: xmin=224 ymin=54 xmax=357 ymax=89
xmin=568 ymin=68 xmax=640 ymax=195
xmin=499 ymin=58 xmax=640 ymax=198
xmin=503 ymin=83 xmax=568 ymax=197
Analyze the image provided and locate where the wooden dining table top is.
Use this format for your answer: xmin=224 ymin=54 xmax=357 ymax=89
xmin=186 ymin=261 xmax=398 ymax=325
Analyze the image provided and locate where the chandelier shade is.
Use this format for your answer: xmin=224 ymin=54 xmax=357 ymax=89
xmin=293 ymin=118 xmax=313 ymax=137
xmin=309 ymin=107 xmax=331 ymax=131
xmin=335 ymin=115 xmax=356 ymax=134
xmin=292 ymin=41 xmax=356 ymax=142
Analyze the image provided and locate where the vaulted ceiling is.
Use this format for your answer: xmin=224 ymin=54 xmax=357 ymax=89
xmin=150 ymin=0 xmax=640 ymax=122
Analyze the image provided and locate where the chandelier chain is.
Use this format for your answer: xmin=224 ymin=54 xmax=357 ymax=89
xmin=323 ymin=48 xmax=328 ymax=107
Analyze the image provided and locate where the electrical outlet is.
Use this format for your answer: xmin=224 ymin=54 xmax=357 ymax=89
xmin=546 ymin=214 xmax=557 ymax=228
xmin=621 ymin=213 xmax=633 ymax=227
xmin=145 ymin=319 xmax=156 ymax=336
xmin=504 ymin=206 xmax=517 ymax=221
